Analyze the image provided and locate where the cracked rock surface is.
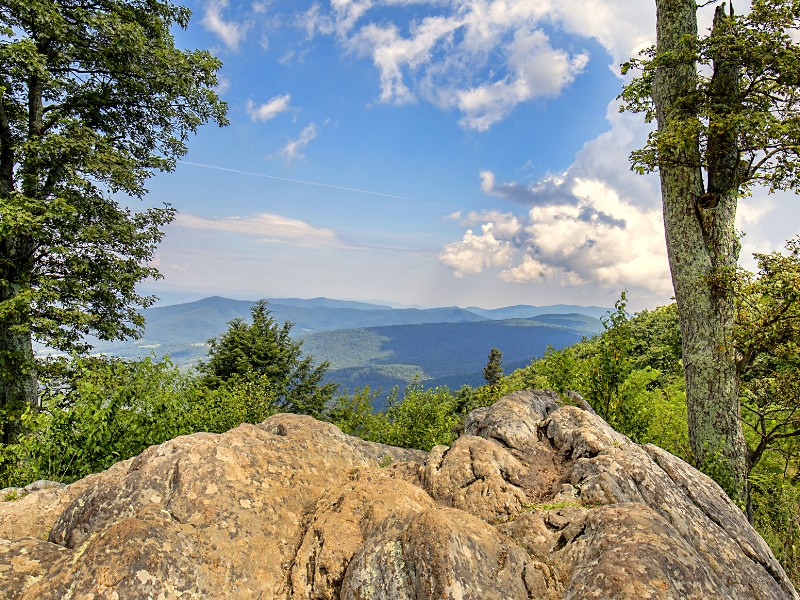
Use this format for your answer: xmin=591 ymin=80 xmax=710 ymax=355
xmin=1 ymin=390 xmax=796 ymax=599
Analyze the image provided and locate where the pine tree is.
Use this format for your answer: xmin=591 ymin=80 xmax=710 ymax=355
xmin=198 ymin=300 xmax=337 ymax=417
xmin=483 ymin=347 xmax=504 ymax=388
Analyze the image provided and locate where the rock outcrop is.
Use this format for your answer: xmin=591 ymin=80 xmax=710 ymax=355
xmin=1 ymin=390 xmax=796 ymax=599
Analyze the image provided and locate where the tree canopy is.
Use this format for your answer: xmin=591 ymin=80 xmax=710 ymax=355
xmin=0 ymin=0 xmax=227 ymax=441
xmin=621 ymin=0 xmax=800 ymax=193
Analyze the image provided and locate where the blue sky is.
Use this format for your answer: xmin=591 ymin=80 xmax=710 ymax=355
xmin=138 ymin=0 xmax=800 ymax=311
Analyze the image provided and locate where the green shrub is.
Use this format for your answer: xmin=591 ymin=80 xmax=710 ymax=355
xmin=187 ymin=375 xmax=279 ymax=434
xmin=12 ymin=356 xmax=194 ymax=483
xmin=381 ymin=384 xmax=459 ymax=451
xmin=329 ymin=382 xmax=459 ymax=452
xmin=327 ymin=386 xmax=389 ymax=441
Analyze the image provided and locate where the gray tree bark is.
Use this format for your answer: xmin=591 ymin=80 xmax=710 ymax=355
xmin=0 ymin=61 xmax=39 ymax=444
xmin=652 ymin=0 xmax=748 ymax=502
xmin=0 ymin=237 xmax=38 ymax=445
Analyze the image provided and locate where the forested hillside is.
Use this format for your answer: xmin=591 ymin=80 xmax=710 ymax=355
xmin=48 ymin=297 xmax=603 ymax=396
xmin=303 ymin=316 xmax=600 ymax=400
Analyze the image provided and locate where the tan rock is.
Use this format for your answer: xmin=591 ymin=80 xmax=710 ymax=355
xmin=0 ymin=391 xmax=795 ymax=599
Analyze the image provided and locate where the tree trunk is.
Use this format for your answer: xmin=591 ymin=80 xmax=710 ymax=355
xmin=0 ymin=38 xmax=41 ymax=446
xmin=652 ymin=0 xmax=748 ymax=502
xmin=0 ymin=237 xmax=37 ymax=446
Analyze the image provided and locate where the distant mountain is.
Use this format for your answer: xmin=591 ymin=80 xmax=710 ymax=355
xmin=467 ymin=304 xmax=610 ymax=320
xmin=60 ymin=297 xmax=605 ymax=403
xmin=302 ymin=316 xmax=603 ymax=406
xmin=76 ymin=296 xmax=490 ymax=364
xmin=140 ymin=296 xmax=488 ymax=339
xmin=266 ymin=297 xmax=393 ymax=311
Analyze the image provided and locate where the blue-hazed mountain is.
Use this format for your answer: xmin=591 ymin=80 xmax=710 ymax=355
xmin=466 ymin=304 xmax=610 ymax=320
xmin=137 ymin=296 xmax=488 ymax=340
xmin=63 ymin=296 xmax=605 ymax=397
xmin=266 ymin=297 xmax=393 ymax=311
xmin=301 ymin=315 xmax=602 ymax=402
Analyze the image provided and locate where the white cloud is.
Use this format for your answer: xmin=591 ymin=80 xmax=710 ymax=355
xmin=519 ymin=178 xmax=670 ymax=294
xmin=454 ymin=27 xmax=590 ymax=131
xmin=281 ymin=124 xmax=318 ymax=160
xmin=458 ymin=210 xmax=523 ymax=238
xmin=202 ymin=0 xmax=251 ymax=51
xmin=441 ymin=96 xmax=674 ymax=302
xmin=439 ymin=223 xmax=516 ymax=277
xmin=499 ymin=255 xmax=583 ymax=286
xmin=174 ymin=212 xmax=343 ymax=248
xmin=443 ymin=175 xmax=671 ymax=295
xmin=305 ymin=0 xmax=595 ymax=130
xmin=550 ymin=0 xmax=655 ymax=66
xmin=246 ymin=94 xmax=293 ymax=122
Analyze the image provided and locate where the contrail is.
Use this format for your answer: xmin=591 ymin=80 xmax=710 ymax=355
xmin=179 ymin=161 xmax=417 ymax=202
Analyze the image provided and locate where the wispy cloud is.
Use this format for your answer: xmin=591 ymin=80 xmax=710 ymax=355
xmin=178 ymin=161 xmax=418 ymax=201
xmin=202 ymin=0 xmax=251 ymax=51
xmin=281 ymin=123 xmax=318 ymax=160
xmin=299 ymin=0 xmax=654 ymax=131
xmin=246 ymin=94 xmax=293 ymax=122
xmin=174 ymin=212 xmax=344 ymax=249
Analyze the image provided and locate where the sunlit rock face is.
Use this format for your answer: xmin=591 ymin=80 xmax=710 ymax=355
xmin=1 ymin=390 xmax=796 ymax=599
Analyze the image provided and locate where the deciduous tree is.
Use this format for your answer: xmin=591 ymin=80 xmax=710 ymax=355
xmin=0 ymin=0 xmax=227 ymax=443
xmin=620 ymin=0 xmax=800 ymax=502
xmin=736 ymin=238 xmax=800 ymax=480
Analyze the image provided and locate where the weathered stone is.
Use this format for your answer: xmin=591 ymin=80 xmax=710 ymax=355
xmin=0 ymin=390 xmax=795 ymax=599
xmin=342 ymin=507 xmax=553 ymax=600
xmin=422 ymin=435 xmax=528 ymax=523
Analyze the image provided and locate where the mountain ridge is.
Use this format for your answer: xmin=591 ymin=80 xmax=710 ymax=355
xmin=41 ymin=296 xmax=607 ymax=397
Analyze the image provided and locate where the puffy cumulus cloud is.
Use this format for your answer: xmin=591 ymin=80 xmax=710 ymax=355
xmin=280 ymin=123 xmax=318 ymax=160
xmin=455 ymin=29 xmax=589 ymax=130
xmin=442 ymin=168 xmax=673 ymax=297
xmin=246 ymin=94 xmax=293 ymax=122
xmin=302 ymin=0 xmax=594 ymax=130
xmin=439 ymin=223 xmax=516 ymax=277
xmin=174 ymin=212 xmax=344 ymax=248
xmin=518 ymin=178 xmax=670 ymax=294
xmin=202 ymin=0 xmax=251 ymax=51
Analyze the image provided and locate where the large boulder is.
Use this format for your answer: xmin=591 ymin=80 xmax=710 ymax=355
xmin=1 ymin=390 xmax=795 ymax=599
